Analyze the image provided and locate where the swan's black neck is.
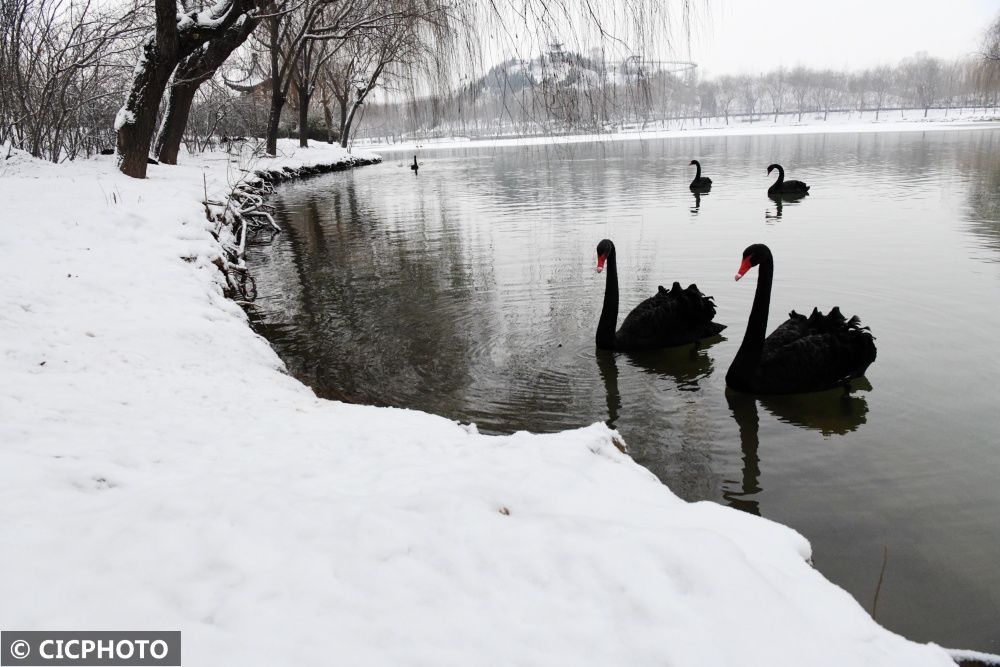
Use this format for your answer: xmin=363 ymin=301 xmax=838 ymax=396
xmin=771 ymin=165 xmax=784 ymax=186
xmin=596 ymin=246 xmax=619 ymax=350
xmin=693 ymin=161 xmax=702 ymax=180
xmin=731 ymin=254 xmax=773 ymax=379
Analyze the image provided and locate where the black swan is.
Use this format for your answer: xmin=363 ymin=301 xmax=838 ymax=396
xmin=596 ymin=239 xmax=725 ymax=351
xmin=689 ymin=160 xmax=712 ymax=191
xmin=410 ymin=156 xmax=419 ymax=174
xmin=766 ymin=164 xmax=809 ymax=197
xmin=726 ymin=244 xmax=876 ymax=394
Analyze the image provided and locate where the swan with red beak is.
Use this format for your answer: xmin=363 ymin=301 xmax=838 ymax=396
xmin=594 ymin=239 xmax=725 ymax=351
xmin=727 ymin=243 xmax=877 ymax=394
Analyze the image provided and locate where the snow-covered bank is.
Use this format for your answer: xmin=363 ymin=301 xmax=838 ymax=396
xmin=0 ymin=139 xmax=973 ymax=666
xmin=361 ymin=107 xmax=1000 ymax=153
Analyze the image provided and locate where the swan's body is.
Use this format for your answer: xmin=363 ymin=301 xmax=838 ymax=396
xmin=596 ymin=239 xmax=725 ymax=351
xmin=726 ymin=244 xmax=876 ymax=394
xmin=689 ymin=160 xmax=713 ymax=191
xmin=766 ymin=163 xmax=809 ymax=197
xmin=410 ymin=156 xmax=419 ymax=173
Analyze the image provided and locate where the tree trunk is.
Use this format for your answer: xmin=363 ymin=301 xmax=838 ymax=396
xmin=297 ymin=86 xmax=310 ymax=148
xmin=320 ymin=88 xmax=334 ymax=143
xmin=337 ymin=98 xmax=351 ymax=147
xmin=155 ymin=80 xmax=199 ymax=165
xmin=116 ymin=36 xmax=179 ymax=178
xmin=265 ymin=14 xmax=283 ymax=156
xmin=116 ymin=0 xmax=246 ymax=178
xmin=340 ymin=102 xmax=362 ymax=148
xmin=155 ymin=16 xmax=259 ymax=164
xmin=266 ymin=93 xmax=285 ymax=155
xmin=323 ymin=101 xmax=334 ymax=143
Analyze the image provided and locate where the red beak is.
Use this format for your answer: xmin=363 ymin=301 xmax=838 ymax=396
xmin=735 ymin=256 xmax=752 ymax=281
xmin=597 ymin=253 xmax=607 ymax=273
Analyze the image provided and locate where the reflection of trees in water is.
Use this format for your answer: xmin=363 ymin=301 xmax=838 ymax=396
xmin=722 ymin=388 xmax=870 ymax=517
xmin=254 ymin=174 xmax=485 ymax=410
xmin=957 ymin=133 xmax=1000 ymax=254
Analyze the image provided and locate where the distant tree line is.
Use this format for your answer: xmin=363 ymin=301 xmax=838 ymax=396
xmin=348 ymin=45 xmax=1000 ymax=144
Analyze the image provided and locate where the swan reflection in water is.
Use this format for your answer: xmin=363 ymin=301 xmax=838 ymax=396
xmin=691 ymin=191 xmax=703 ymax=215
xmin=765 ymin=192 xmax=809 ymax=221
xmin=595 ymin=335 xmax=725 ymax=429
xmin=722 ymin=384 xmax=870 ymax=516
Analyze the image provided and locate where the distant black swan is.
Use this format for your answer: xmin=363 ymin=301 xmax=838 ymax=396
xmin=410 ymin=156 xmax=419 ymax=173
xmin=689 ymin=160 xmax=712 ymax=191
xmin=726 ymin=244 xmax=876 ymax=394
xmin=596 ymin=239 xmax=725 ymax=351
xmin=766 ymin=163 xmax=809 ymax=197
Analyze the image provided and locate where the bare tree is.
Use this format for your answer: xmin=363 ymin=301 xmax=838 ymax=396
xmin=902 ymin=53 xmax=941 ymax=117
xmin=0 ymin=0 xmax=143 ymax=161
xmin=848 ymin=71 xmax=868 ymax=117
xmin=256 ymin=0 xmax=418 ymax=156
xmin=715 ymin=75 xmax=738 ymax=125
xmin=984 ymin=13 xmax=1000 ymax=62
xmin=765 ymin=67 xmax=786 ymax=122
xmin=811 ymin=70 xmax=841 ymax=121
xmin=154 ymin=13 xmax=261 ymax=164
xmin=787 ymin=66 xmax=811 ymax=121
xmin=868 ymin=65 xmax=892 ymax=120
xmin=740 ymin=75 xmax=760 ymax=123
xmin=115 ymin=0 xmax=256 ymax=178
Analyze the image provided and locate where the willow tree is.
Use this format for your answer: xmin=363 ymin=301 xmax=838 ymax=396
xmin=323 ymin=2 xmax=450 ymax=148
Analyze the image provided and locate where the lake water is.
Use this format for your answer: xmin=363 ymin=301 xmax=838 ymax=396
xmin=247 ymin=128 xmax=1000 ymax=652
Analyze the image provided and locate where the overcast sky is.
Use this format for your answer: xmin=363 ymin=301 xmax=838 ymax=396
xmin=675 ymin=0 xmax=998 ymax=75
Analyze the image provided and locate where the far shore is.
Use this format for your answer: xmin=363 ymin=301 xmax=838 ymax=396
xmin=357 ymin=108 xmax=1000 ymax=153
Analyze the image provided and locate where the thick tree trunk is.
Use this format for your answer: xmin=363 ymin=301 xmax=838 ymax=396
xmin=340 ymin=102 xmax=362 ymax=148
xmin=116 ymin=0 xmax=248 ymax=178
xmin=297 ymin=87 xmax=310 ymax=148
xmin=266 ymin=94 xmax=285 ymax=155
xmin=321 ymin=96 xmax=334 ymax=143
xmin=155 ymin=81 xmax=199 ymax=165
xmin=337 ymin=98 xmax=348 ymax=142
xmin=116 ymin=36 xmax=179 ymax=178
xmin=264 ymin=14 xmax=284 ymax=156
xmin=155 ymin=16 xmax=259 ymax=164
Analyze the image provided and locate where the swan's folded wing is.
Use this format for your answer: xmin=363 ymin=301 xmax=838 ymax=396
xmin=760 ymin=317 xmax=877 ymax=392
xmin=617 ymin=284 xmax=721 ymax=348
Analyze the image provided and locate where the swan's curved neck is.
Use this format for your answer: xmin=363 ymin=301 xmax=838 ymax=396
xmin=771 ymin=166 xmax=784 ymax=186
xmin=693 ymin=161 xmax=702 ymax=180
xmin=732 ymin=255 xmax=773 ymax=375
xmin=596 ymin=248 xmax=619 ymax=349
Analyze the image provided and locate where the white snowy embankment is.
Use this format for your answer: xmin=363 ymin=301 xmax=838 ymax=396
xmin=361 ymin=107 xmax=1000 ymax=152
xmin=0 ymin=140 xmax=962 ymax=666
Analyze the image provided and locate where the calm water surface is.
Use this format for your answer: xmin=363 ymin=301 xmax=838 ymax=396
xmin=248 ymin=129 xmax=1000 ymax=651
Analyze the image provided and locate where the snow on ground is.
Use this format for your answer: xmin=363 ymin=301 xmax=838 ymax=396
xmin=360 ymin=107 xmax=1000 ymax=153
xmin=0 ymin=138 xmax=966 ymax=666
